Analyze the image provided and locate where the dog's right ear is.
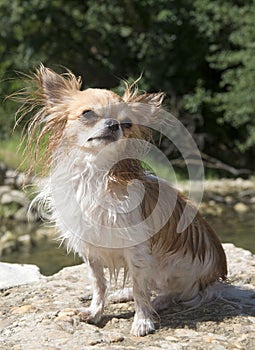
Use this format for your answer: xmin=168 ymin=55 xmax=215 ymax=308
xmin=36 ymin=64 xmax=82 ymax=106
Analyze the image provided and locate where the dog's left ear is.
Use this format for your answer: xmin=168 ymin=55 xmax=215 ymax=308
xmin=35 ymin=64 xmax=82 ymax=106
xmin=133 ymin=92 xmax=165 ymax=108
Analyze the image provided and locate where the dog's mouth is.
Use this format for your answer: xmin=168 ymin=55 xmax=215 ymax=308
xmin=86 ymin=119 xmax=122 ymax=144
xmin=87 ymin=135 xmax=117 ymax=142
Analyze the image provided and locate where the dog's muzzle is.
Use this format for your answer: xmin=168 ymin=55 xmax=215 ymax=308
xmin=87 ymin=119 xmax=121 ymax=142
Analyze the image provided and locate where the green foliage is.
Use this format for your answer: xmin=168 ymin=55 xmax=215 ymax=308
xmin=191 ymin=0 xmax=255 ymax=152
xmin=0 ymin=0 xmax=254 ymax=171
xmin=0 ymin=132 xmax=26 ymax=170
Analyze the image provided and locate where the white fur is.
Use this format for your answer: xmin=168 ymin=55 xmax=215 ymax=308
xmin=32 ymin=141 xmax=224 ymax=336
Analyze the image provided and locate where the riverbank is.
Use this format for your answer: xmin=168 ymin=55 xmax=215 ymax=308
xmin=0 ymin=243 xmax=255 ymax=349
xmin=0 ymin=164 xmax=255 ymax=268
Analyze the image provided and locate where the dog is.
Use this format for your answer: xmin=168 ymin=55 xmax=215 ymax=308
xmin=18 ymin=65 xmax=227 ymax=336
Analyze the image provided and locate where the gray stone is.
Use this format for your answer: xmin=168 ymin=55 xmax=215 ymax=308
xmin=0 ymin=231 xmax=16 ymax=244
xmin=0 ymin=262 xmax=43 ymax=289
xmin=0 ymin=185 xmax=11 ymax=198
xmin=250 ymin=196 xmax=255 ymax=204
xmin=233 ymin=202 xmax=249 ymax=213
xmin=4 ymin=169 xmax=18 ymax=186
xmin=1 ymin=189 xmax=29 ymax=206
xmin=13 ymin=207 xmax=29 ymax=221
xmin=17 ymin=234 xmax=31 ymax=247
xmin=0 ymin=231 xmax=17 ymax=255
xmin=0 ymin=162 xmax=7 ymax=185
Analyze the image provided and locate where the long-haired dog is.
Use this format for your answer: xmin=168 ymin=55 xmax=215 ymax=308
xmin=17 ymin=65 xmax=227 ymax=336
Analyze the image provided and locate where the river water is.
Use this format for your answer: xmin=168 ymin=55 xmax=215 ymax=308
xmin=1 ymin=206 xmax=254 ymax=276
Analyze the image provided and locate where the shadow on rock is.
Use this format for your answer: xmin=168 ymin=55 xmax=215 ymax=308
xmin=158 ymin=284 xmax=255 ymax=330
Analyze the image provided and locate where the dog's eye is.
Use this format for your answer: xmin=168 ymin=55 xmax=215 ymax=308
xmin=121 ymin=118 xmax=132 ymax=129
xmin=81 ymin=109 xmax=93 ymax=117
xmin=80 ymin=109 xmax=97 ymax=121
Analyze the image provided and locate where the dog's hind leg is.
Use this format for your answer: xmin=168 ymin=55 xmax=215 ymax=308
xmin=152 ymin=293 xmax=175 ymax=312
xmin=108 ymin=287 xmax=133 ymax=303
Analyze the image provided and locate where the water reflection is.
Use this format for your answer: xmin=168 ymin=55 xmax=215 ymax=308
xmin=205 ymin=207 xmax=255 ymax=254
xmin=1 ymin=242 xmax=82 ymax=276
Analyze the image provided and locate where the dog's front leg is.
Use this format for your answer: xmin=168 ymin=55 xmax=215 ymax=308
xmin=79 ymin=257 xmax=106 ymax=324
xmin=126 ymin=246 xmax=156 ymax=336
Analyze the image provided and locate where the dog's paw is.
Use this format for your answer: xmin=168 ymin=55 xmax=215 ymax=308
xmin=77 ymin=307 xmax=102 ymax=324
xmin=131 ymin=318 xmax=155 ymax=337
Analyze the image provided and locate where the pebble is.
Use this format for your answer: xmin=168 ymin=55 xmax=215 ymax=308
xmin=0 ymin=185 xmax=11 ymax=197
xmin=17 ymin=234 xmax=31 ymax=245
xmin=1 ymin=189 xmax=28 ymax=206
xmin=111 ymin=317 xmax=119 ymax=324
xmin=107 ymin=333 xmax=124 ymax=343
xmin=57 ymin=308 xmax=77 ymax=317
xmin=14 ymin=207 xmax=29 ymax=221
xmin=250 ymin=196 xmax=255 ymax=204
xmin=225 ymin=196 xmax=233 ymax=204
xmin=87 ymin=336 xmax=103 ymax=345
xmin=233 ymin=202 xmax=249 ymax=213
xmin=11 ymin=304 xmax=35 ymax=314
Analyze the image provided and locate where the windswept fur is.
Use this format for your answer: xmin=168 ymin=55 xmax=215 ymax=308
xmin=18 ymin=65 xmax=227 ymax=337
xmin=16 ymin=66 xmax=164 ymax=176
xmin=15 ymin=65 xmax=83 ymax=176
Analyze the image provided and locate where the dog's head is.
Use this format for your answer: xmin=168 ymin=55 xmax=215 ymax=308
xmin=18 ymin=65 xmax=165 ymax=174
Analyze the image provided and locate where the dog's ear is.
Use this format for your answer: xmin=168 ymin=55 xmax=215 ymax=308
xmin=133 ymin=92 xmax=165 ymax=108
xmin=36 ymin=64 xmax=82 ymax=105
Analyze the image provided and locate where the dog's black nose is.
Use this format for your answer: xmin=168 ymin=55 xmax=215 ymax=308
xmin=105 ymin=119 xmax=119 ymax=131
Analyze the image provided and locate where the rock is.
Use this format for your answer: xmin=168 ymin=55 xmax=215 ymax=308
xmin=200 ymin=202 xmax=223 ymax=216
xmin=0 ymin=185 xmax=11 ymax=198
xmin=107 ymin=332 xmax=124 ymax=343
xmin=0 ymin=231 xmax=17 ymax=255
xmin=34 ymin=227 xmax=56 ymax=240
xmin=250 ymin=196 xmax=255 ymax=204
xmin=4 ymin=169 xmax=18 ymax=186
xmin=0 ymin=231 xmax=16 ymax=244
xmin=0 ymin=240 xmax=17 ymax=256
xmin=0 ymin=244 xmax=254 ymax=349
xmin=11 ymin=304 xmax=36 ymax=314
xmin=1 ymin=189 xmax=29 ymax=207
xmin=17 ymin=234 xmax=31 ymax=247
xmin=0 ymin=162 xmax=7 ymax=185
xmin=233 ymin=202 xmax=249 ymax=213
xmin=0 ymin=262 xmax=43 ymax=289
xmin=225 ymin=195 xmax=234 ymax=204
xmin=13 ymin=207 xmax=28 ymax=221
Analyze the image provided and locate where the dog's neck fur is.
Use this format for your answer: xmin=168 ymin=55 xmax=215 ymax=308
xmin=65 ymin=149 xmax=145 ymax=190
xmin=41 ymin=145 xmax=154 ymax=251
xmin=108 ymin=159 xmax=145 ymax=187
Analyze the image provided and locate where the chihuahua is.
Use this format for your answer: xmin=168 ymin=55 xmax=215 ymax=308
xmin=19 ymin=65 xmax=227 ymax=336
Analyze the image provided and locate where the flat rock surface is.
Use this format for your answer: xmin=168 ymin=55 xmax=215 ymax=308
xmin=0 ymin=263 xmax=42 ymax=289
xmin=0 ymin=243 xmax=255 ymax=350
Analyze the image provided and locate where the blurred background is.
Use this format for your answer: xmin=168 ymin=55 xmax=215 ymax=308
xmin=0 ymin=0 xmax=254 ymax=275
